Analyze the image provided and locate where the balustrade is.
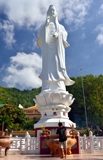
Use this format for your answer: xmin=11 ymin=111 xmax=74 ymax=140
xmin=5 ymin=134 xmax=103 ymax=154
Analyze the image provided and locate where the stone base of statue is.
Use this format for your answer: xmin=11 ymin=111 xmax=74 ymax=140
xmin=34 ymin=90 xmax=76 ymax=128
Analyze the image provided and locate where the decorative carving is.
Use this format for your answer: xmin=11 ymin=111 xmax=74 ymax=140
xmin=53 ymin=112 xmax=57 ymax=116
xmin=69 ymin=124 xmax=78 ymax=136
xmin=36 ymin=91 xmax=75 ymax=109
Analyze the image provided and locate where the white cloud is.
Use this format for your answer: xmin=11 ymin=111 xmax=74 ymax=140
xmin=0 ymin=0 xmax=93 ymax=48
xmin=96 ymin=34 xmax=103 ymax=46
xmin=2 ymin=52 xmax=42 ymax=90
xmin=98 ymin=4 xmax=103 ymax=15
xmin=95 ymin=24 xmax=103 ymax=46
xmin=95 ymin=24 xmax=103 ymax=32
xmin=63 ymin=0 xmax=92 ymax=28
xmin=0 ymin=0 xmax=92 ymax=29
xmin=81 ymin=33 xmax=86 ymax=40
xmin=0 ymin=20 xmax=16 ymax=48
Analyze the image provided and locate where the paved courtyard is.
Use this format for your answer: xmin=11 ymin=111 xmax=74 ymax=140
xmin=0 ymin=154 xmax=103 ymax=160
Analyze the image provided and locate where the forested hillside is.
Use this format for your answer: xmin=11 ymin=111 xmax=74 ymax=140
xmin=0 ymin=87 xmax=41 ymax=108
xmin=0 ymin=74 xmax=103 ymax=129
xmin=67 ymin=74 xmax=103 ymax=128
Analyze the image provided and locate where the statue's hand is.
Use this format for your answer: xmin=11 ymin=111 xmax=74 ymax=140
xmin=53 ymin=32 xmax=58 ymax=38
xmin=46 ymin=19 xmax=50 ymax=26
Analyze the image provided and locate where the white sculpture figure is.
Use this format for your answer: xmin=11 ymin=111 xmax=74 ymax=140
xmin=34 ymin=5 xmax=75 ymax=129
xmin=37 ymin=5 xmax=74 ymax=91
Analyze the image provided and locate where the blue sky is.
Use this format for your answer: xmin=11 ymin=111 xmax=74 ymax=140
xmin=0 ymin=0 xmax=103 ymax=90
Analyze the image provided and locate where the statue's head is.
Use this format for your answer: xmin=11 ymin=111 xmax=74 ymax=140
xmin=47 ymin=5 xmax=57 ymax=18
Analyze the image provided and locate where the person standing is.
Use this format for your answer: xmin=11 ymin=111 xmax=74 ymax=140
xmin=56 ymin=122 xmax=67 ymax=158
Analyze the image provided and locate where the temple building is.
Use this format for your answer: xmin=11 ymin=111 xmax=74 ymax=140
xmin=22 ymin=105 xmax=41 ymax=121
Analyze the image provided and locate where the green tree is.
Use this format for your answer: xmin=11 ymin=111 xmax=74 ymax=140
xmin=0 ymin=105 xmax=34 ymax=132
xmin=67 ymin=75 xmax=103 ymax=128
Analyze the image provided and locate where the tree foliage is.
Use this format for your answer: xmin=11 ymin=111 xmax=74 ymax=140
xmin=67 ymin=74 xmax=103 ymax=128
xmin=0 ymin=105 xmax=34 ymax=132
xmin=0 ymin=87 xmax=41 ymax=107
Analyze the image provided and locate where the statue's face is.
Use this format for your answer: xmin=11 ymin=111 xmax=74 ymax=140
xmin=48 ymin=6 xmax=57 ymax=18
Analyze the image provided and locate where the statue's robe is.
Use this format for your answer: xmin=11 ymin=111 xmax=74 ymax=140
xmin=37 ymin=22 xmax=74 ymax=91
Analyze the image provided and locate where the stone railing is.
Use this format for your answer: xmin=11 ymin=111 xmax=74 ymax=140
xmin=78 ymin=132 xmax=103 ymax=153
xmin=5 ymin=133 xmax=103 ymax=155
xmin=8 ymin=137 xmax=40 ymax=154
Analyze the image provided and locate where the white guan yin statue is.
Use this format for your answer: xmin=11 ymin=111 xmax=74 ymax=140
xmin=34 ymin=5 xmax=76 ymax=129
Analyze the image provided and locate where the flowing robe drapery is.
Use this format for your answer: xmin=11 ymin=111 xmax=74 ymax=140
xmin=37 ymin=22 xmax=74 ymax=90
